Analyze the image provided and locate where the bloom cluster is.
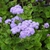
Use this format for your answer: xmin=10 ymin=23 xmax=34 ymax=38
xmin=11 ymin=20 xmax=39 ymax=38
xmin=5 ymin=16 xmax=23 ymax=24
xmin=43 ymin=23 xmax=49 ymax=28
xmin=10 ymin=4 xmax=23 ymax=14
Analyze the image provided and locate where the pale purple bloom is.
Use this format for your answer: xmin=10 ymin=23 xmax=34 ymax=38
xmin=44 ymin=23 xmax=49 ymax=28
xmin=34 ymin=25 xmax=39 ymax=29
xmin=35 ymin=22 xmax=39 ymax=26
xmin=14 ymin=4 xmax=22 ymax=8
xmin=10 ymin=5 xmax=23 ymax=14
xmin=34 ymin=22 xmax=39 ymax=29
xmin=19 ymin=30 xmax=31 ymax=38
xmin=15 ymin=8 xmax=23 ymax=14
xmin=29 ymin=22 xmax=36 ymax=28
xmin=29 ymin=22 xmax=39 ymax=29
xmin=11 ymin=16 xmax=23 ymax=22
xmin=19 ymin=31 xmax=27 ymax=38
xmin=21 ymin=25 xmax=27 ymax=30
xmin=22 ymin=20 xmax=31 ymax=26
xmin=10 ymin=7 xmax=17 ymax=14
xmin=10 ymin=23 xmax=17 ymax=28
xmin=29 ymin=22 xmax=35 ymax=28
xmin=11 ymin=16 xmax=20 ymax=21
xmin=24 ymin=30 xmax=31 ymax=36
xmin=11 ymin=26 xmax=20 ymax=34
xmin=28 ymin=20 xmax=32 ymax=23
xmin=5 ymin=19 xmax=11 ymax=24
xmin=25 ymin=27 xmax=35 ymax=35
xmin=10 ymin=20 xmax=39 ymax=38
xmin=0 ymin=17 xmax=2 ymax=23
xmin=19 ymin=27 xmax=35 ymax=38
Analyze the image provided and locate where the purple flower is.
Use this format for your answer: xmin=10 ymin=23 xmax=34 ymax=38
xmin=5 ymin=19 xmax=11 ymax=24
xmin=14 ymin=4 xmax=22 ymax=8
xmin=28 ymin=20 xmax=32 ymax=23
xmin=11 ymin=16 xmax=23 ymax=22
xmin=10 ymin=5 xmax=23 ymax=14
xmin=0 ymin=17 xmax=2 ymax=23
xmin=19 ymin=30 xmax=31 ymax=38
xmin=10 ymin=7 xmax=17 ymax=14
xmin=11 ymin=16 xmax=20 ymax=21
xmin=25 ymin=27 xmax=35 ymax=35
xmin=10 ymin=20 xmax=39 ymax=38
xmin=10 ymin=23 xmax=17 ymax=28
xmin=19 ymin=27 xmax=35 ymax=38
xmin=21 ymin=25 xmax=27 ymax=30
xmin=35 ymin=22 xmax=39 ymax=26
xmin=19 ymin=31 xmax=27 ymax=38
xmin=29 ymin=22 xmax=35 ymax=28
xmin=34 ymin=25 xmax=39 ymax=29
xmin=15 ymin=8 xmax=23 ymax=14
xmin=24 ymin=30 xmax=31 ymax=36
xmin=29 ymin=22 xmax=39 ymax=29
xmin=34 ymin=22 xmax=39 ymax=29
xmin=11 ymin=26 xmax=20 ymax=34
xmin=44 ymin=23 xmax=49 ymax=28
xmin=22 ymin=20 xmax=31 ymax=26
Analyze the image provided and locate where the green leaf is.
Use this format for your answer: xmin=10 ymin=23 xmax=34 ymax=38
xmin=4 ymin=0 xmax=9 ymax=3
xmin=45 ymin=11 xmax=50 ymax=18
xmin=47 ymin=19 xmax=50 ymax=24
xmin=31 ymin=0 xmax=35 ymax=3
xmin=1 ymin=43 xmax=12 ymax=50
xmin=46 ymin=43 xmax=50 ymax=49
xmin=33 ymin=18 xmax=43 ymax=23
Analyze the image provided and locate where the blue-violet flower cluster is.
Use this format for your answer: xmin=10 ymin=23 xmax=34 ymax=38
xmin=10 ymin=20 xmax=39 ymax=38
xmin=10 ymin=4 xmax=23 ymax=14
xmin=43 ymin=23 xmax=49 ymax=28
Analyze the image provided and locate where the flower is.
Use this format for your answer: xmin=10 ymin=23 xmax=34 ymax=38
xmin=10 ymin=4 xmax=23 ymax=14
xmin=10 ymin=23 xmax=17 ymax=28
xmin=0 ymin=17 xmax=2 ymax=23
xmin=25 ymin=27 xmax=35 ymax=35
xmin=14 ymin=4 xmax=22 ymax=8
xmin=11 ymin=26 xmax=20 ymax=34
xmin=10 ymin=20 xmax=39 ymax=38
xmin=5 ymin=19 xmax=11 ymax=24
xmin=19 ymin=27 xmax=35 ymax=38
xmin=10 ymin=7 xmax=17 ymax=14
xmin=29 ymin=22 xmax=39 ymax=29
xmin=15 ymin=8 xmax=23 ymax=14
xmin=11 ymin=16 xmax=23 ymax=22
xmin=20 ymin=24 xmax=28 ymax=30
xmin=44 ymin=23 xmax=49 ymax=28
xmin=19 ymin=31 xmax=27 ymax=38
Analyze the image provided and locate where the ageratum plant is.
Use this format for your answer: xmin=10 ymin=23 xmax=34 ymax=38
xmin=0 ymin=0 xmax=50 ymax=50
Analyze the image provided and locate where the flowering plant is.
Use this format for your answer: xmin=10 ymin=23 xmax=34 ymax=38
xmin=0 ymin=0 xmax=50 ymax=50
